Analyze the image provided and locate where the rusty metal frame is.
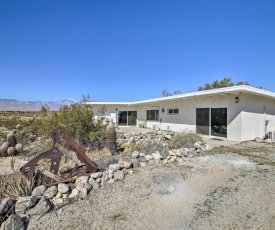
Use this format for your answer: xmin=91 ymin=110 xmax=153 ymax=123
xmin=20 ymin=127 xmax=98 ymax=185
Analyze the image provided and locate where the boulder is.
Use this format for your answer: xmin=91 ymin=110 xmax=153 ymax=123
xmin=109 ymin=164 xmax=122 ymax=172
xmin=176 ymin=149 xmax=183 ymax=157
xmin=7 ymin=147 xmax=16 ymax=156
xmin=140 ymin=162 xmax=147 ymax=167
xmin=132 ymin=159 xmax=140 ymax=168
xmin=93 ymin=155 xmax=121 ymax=170
xmin=90 ymin=172 xmax=103 ymax=179
xmin=0 ymin=142 xmax=9 ymax=157
xmin=169 ymin=156 xmax=177 ymax=162
xmin=53 ymin=198 xmax=63 ymax=204
xmin=75 ymin=176 xmax=89 ymax=185
xmin=118 ymin=158 xmax=132 ymax=169
xmin=43 ymin=186 xmax=57 ymax=199
xmin=165 ymin=135 xmax=172 ymax=140
xmin=68 ymin=188 xmax=79 ymax=199
xmin=169 ymin=150 xmax=177 ymax=156
xmin=132 ymin=151 xmax=139 ymax=158
xmin=114 ymin=170 xmax=125 ymax=181
xmin=76 ymin=182 xmax=84 ymax=191
xmin=205 ymin=143 xmax=211 ymax=150
xmin=27 ymin=197 xmax=52 ymax=216
xmin=84 ymin=183 xmax=92 ymax=192
xmin=58 ymin=183 xmax=69 ymax=194
xmin=15 ymin=144 xmax=23 ymax=153
xmin=145 ymin=155 xmax=153 ymax=161
xmin=0 ymin=214 xmax=24 ymax=230
xmin=0 ymin=198 xmax=16 ymax=223
xmin=152 ymin=152 xmax=162 ymax=160
xmin=88 ymin=178 xmax=101 ymax=189
xmin=182 ymin=151 xmax=188 ymax=157
xmin=31 ymin=185 xmax=46 ymax=196
xmin=79 ymin=188 xmax=88 ymax=199
xmin=194 ymin=142 xmax=201 ymax=149
xmin=139 ymin=153 xmax=145 ymax=157
xmin=55 ymin=192 xmax=62 ymax=199
xmin=107 ymin=179 xmax=115 ymax=184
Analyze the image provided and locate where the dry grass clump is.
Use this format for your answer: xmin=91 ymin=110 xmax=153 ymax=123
xmin=121 ymin=143 xmax=144 ymax=153
xmin=0 ymin=172 xmax=36 ymax=199
xmin=169 ymin=132 xmax=202 ymax=149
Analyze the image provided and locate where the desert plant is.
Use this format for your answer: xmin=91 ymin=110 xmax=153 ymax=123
xmin=121 ymin=143 xmax=144 ymax=153
xmin=168 ymin=132 xmax=202 ymax=149
xmin=0 ymin=172 xmax=36 ymax=199
xmin=138 ymin=121 xmax=147 ymax=128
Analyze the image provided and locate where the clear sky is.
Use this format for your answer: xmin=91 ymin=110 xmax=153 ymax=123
xmin=0 ymin=0 xmax=274 ymax=102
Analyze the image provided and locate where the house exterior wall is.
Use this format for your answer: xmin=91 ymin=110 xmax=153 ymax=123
xmin=88 ymin=92 xmax=275 ymax=142
xmin=239 ymin=94 xmax=275 ymax=141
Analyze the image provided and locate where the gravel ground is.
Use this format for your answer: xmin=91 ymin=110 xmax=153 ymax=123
xmin=27 ymin=153 xmax=275 ymax=230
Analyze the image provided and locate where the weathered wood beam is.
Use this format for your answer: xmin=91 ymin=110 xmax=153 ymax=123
xmin=42 ymin=169 xmax=63 ymax=182
xmin=55 ymin=143 xmax=82 ymax=165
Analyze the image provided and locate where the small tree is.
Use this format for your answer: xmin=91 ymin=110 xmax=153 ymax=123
xmin=162 ymin=89 xmax=183 ymax=97
xmin=198 ymin=78 xmax=250 ymax=91
xmin=40 ymin=104 xmax=49 ymax=116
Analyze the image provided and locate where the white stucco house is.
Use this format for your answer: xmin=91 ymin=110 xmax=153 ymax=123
xmin=84 ymin=85 xmax=275 ymax=142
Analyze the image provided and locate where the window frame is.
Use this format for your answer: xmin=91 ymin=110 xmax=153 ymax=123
xmin=146 ymin=109 xmax=159 ymax=121
xmin=167 ymin=108 xmax=179 ymax=115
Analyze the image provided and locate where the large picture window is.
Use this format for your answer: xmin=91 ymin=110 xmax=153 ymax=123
xmin=168 ymin=108 xmax=179 ymax=115
xmin=147 ymin=110 xmax=159 ymax=121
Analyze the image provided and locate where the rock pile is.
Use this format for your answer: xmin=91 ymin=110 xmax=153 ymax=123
xmin=0 ymin=126 xmax=23 ymax=157
xmin=0 ymin=132 xmax=210 ymax=230
xmin=12 ymin=140 xmax=209 ymax=218
xmin=117 ymin=130 xmax=174 ymax=147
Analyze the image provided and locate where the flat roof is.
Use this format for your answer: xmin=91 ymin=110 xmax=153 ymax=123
xmin=84 ymin=85 xmax=275 ymax=106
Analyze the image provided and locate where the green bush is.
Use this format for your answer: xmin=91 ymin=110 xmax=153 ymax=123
xmin=36 ymin=104 xmax=107 ymax=149
xmin=168 ymin=132 xmax=202 ymax=149
xmin=0 ymin=103 xmax=108 ymax=150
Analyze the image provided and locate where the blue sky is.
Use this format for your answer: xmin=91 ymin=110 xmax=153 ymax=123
xmin=0 ymin=0 xmax=274 ymax=102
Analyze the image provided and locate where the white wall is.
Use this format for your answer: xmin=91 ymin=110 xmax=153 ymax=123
xmin=88 ymin=93 xmax=275 ymax=142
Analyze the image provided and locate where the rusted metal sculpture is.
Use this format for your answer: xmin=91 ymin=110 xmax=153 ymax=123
xmin=20 ymin=127 xmax=98 ymax=185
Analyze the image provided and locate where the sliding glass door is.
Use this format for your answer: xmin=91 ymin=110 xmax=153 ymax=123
xmin=211 ymin=108 xmax=227 ymax=138
xmin=118 ymin=111 xmax=137 ymax=126
xmin=196 ymin=107 xmax=227 ymax=138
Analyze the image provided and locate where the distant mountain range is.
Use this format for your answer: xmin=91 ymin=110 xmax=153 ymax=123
xmin=0 ymin=98 xmax=78 ymax=111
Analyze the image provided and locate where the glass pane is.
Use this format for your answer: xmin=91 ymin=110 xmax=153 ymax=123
xmin=168 ymin=109 xmax=173 ymax=114
xmin=128 ymin=111 xmax=137 ymax=126
xmin=196 ymin=108 xmax=210 ymax=135
xmin=118 ymin=111 xmax=127 ymax=125
xmin=211 ymin=108 xmax=227 ymax=138
xmin=174 ymin=109 xmax=179 ymax=114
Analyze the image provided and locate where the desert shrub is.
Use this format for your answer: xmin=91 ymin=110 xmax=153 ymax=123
xmin=120 ymin=143 xmax=144 ymax=153
xmin=35 ymin=104 xmax=107 ymax=149
xmin=142 ymin=142 xmax=169 ymax=156
xmin=168 ymin=132 xmax=202 ymax=149
xmin=0 ymin=102 xmax=107 ymax=150
xmin=138 ymin=121 xmax=147 ymax=128
xmin=0 ymin=172 xmax=36 ymax=198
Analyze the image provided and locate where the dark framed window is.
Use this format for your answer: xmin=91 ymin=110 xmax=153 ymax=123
xmin=168 ymin=108 xmax=179 ymax=115
xmin=146 ymin=110 xmax=159 ymax=121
